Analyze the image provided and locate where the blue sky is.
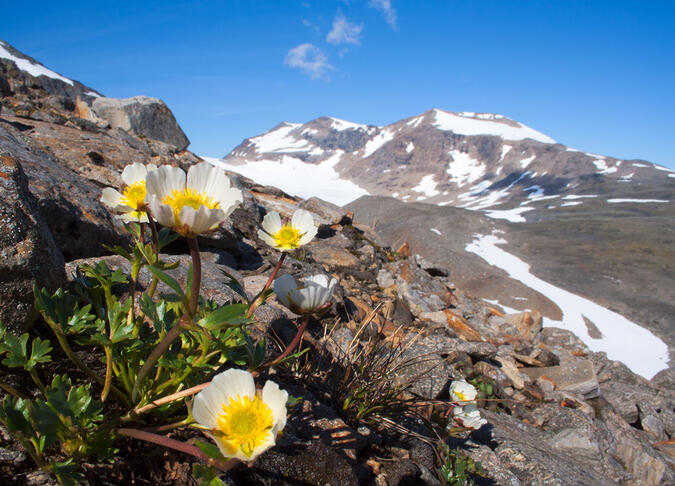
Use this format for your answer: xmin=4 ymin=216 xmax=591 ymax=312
xmin=2 ymin=1 xmax=674 ymax=168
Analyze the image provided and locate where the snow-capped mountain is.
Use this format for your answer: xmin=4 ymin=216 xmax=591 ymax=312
xmin=0 ymin=38 xmax=102 ymax=100
xmin=209 ymin=109 xmax=674 ymax=219
xmin=207 ymin=111 xmax=675 ymax=378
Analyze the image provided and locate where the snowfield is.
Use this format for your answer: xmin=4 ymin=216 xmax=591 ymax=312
xmin=203 ymin=154 xmax=369 ymax=206
xmin=466 ymin=233 xmax=669 ymax=379
xmin=433 ymin=109 xmax=556 ymax=143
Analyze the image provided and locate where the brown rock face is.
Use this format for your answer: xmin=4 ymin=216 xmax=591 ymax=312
xmin=0 ymin=155 xmax=65 ymax=333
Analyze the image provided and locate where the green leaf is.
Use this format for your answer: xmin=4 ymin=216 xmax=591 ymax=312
xmin=192 ymin=464 xmax=227 ymax=486
xmin=146 ymin=265 xmax=185 ymax=300
xmin=220 ymin=270 xmax=249 ymax=304
xmin=28 ymin=337 xmax=52 ymax=369
xmin=193 ymin=440 xmax=227 ymax=461
xmin=197 ymin=304 xmax=251 ymax=330
xmin=0 ymin=396 xmax=33 ymax=438
xmin=50 ymin=459 xmax=87 ymax=486
xmin=102 ymin=244 xmax=133 ymax=262
xmin=157 ymin=227 xmax=179 ymax=250
xmin=0 ymin=333 xmax=30 ymax=368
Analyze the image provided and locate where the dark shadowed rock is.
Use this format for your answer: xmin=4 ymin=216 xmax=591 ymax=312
xmin=91 ymin=96 xmax=189 ymax=150
xmin=0 ymin=154 xmax=65 ymax=333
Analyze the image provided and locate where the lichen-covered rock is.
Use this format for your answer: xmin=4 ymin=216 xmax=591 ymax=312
xmin=92 ymin=96 xmax=190 ymax=150
xmin=0 ymin=154 xmax=65 ymax=333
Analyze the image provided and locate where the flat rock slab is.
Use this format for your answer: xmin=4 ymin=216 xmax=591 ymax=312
xmin=522 ymin=359 xmax=599 ymax=398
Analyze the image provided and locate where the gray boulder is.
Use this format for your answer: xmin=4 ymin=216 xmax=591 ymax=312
xmin=0 ymin=154 xmax=65 ymax=333
xmin=92 ymin=96 xmax=190 ymax=150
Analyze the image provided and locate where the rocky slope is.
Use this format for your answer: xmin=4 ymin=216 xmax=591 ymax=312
xmin=1 ymin=39 xmax=674 ymax=485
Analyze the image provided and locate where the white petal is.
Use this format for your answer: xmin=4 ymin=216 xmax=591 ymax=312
xmin=257 ymin=229 xmax=278 ymax=248
xmin=303 ymin=274 xmax=329 ymax=289
xmin=186 ymin=162 xmax=215 ymax=194
xmin=298 ymin=224 xmax=317 ymax=246
xmin=262 ymin=380 xmax=289 ymax=435
xmin=216 ymin=430 xmax=275 ymax=462
xmin=147 ymin=195 xmax=175 ymax=228
xmin=121 ymin=163 xmax=148 ymax=185
xmin=273 ymin=275 xmax=297 ymax=308
xmin=291 ymin=209 xmax=315 ymax=232
xmin=179 ymin=206 xmax=226 ymax=235
xmin=214 ymin=186 xmax=243 ymax=218
xmin=146 ymin=165 xmax=185 ymax=201
xmin=120 ymin=211 xmax=149 ymax=223
xmin=289 ymin=288 xmax=310 ymax=310
xmin=261 ymin=212 xmax=282 ymax=234
xmin=101 ymin=188 xmax=133 ymax=212
xmin=193 ymin=369 xmax=255 ymax=430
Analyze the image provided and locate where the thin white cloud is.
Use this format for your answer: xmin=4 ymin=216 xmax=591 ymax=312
xmin=284 ymin=43 xmax=334 ymax=79
xmin=326 ymin=13 xmax=363 ymax=45
xmin=369 ymin=0 xmax=397 ymax=30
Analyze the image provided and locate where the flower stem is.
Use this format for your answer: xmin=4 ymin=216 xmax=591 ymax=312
xmin=263 ymin=315 xmax=310 ymax=368
xmin=131 ymin=319 xmax=189 ymax=402
xmin=187 ymin=237 xmax=202 ymax=316
xmin=125 ymin=381 xmax=210 ymax=420
xmin=45 ymin=318 xmax=129 ymax=407
xmin=246 ymin=252 xmax=286 ymax=318
xmin=116 ymin=428 xmax=238 ymax=471
xmin=28 ymin=369 xmax=46 ymax=394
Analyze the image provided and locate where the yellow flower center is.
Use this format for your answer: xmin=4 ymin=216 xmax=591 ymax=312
xmin=162 ymin=188 xmax=219 ymax=224
xmin=272 ymin=224 xmax=303 ymax=250
xmin=216 ymin=394 xmax=274 ymax=458
xmin=455 ymin=391 xmax=467 ymax=401
xmin=120 ymin=181 xmax=147 ymax=210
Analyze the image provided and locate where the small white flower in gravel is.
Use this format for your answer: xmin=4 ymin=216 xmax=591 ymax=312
xmin=273 ymin=274 xmax=337 ymax=315
xmin=192 ymin=369 xmax=288 ymax=462
xmin=450 ymin=380 xmax=478 ymax=403
xmin=258 ymin=209 xmax=317 ymax=252
xmin=452 ymin=404 xmax=487 ymax=430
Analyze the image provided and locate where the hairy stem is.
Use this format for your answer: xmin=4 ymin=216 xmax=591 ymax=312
xmin=246 ymin=252 xmax=286 ymax=318
xmin=131 ymin=319 xmax=188 ymax=402
xmin=116 ymin=428 xmax=238 ymax=471
xmin=187 ymin=237 xmax=202 ymax=316
xmin=263 ymin=315 xmax=309 ymax=368
xmin=125 ymin=381 xmax=210 ymax=420
xmin=28 ymin=369 xmax=45 ymax=394
xmin=101 ymin=346 xmax=113 ymax=402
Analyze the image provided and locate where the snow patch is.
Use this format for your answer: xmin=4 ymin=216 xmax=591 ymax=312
xmin=632 ymin=163 xmax=648 ymax=168
xmin=593 ymin=159 xmax=617 ymax=174
xmin=330 ymin=117 xmax=369 ymax=132
xmin=249 ymin=124 xmax=309 ymax=153
xmin=412 ymin=174 xmax=440 ymax=197
xmin=433 ymin=109 xmax=555 ymax=143
xmin=363 ymin=128 xmax=395 ymax=157
xmin=466 ymin=233 xmax=668 ymax=379
xmin=607 ymin=198 xmax=669 ymax=204
xmin=430 ymin=228 xmax=442 ymax=236
xmin=563 ymin=195 xmax=597 ymax=200
xmin=447 ymin=150 xmax=486 ymax=187
xmin=560 ymin=201 xmax=582 ymax=207
xmin=520 ymin=155 xmax=536 ymax=169
xmin=85 ymin=91 xmax=100 ymax=98
xmin=202 ymin=152 xmax=368 ymax=206
xmin=483 ymin=206 xmax=535 ymax=223
xmin=500 ymin=145 xmax=512 ymax=160
xmin=405 ymin=142 xmax=415 ymax=153
xmin=0 ymin=42 xmax=74 ymax=85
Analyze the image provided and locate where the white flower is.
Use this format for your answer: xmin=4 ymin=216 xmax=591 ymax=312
xmin=192 ymin=369 xmax=288 ymax=462
xmin=101 ymin=163 xmax=157 ymax=223
xmin=273 ymin=274 xmax=337 ymax=315
xmin=145 ymin=162 xmax=242 ymax=237
xmin=452 ymin=404 xmax=487 ymax=430
xmin=450 ymin=380 xmax=477 ymax=403
xmin=258 ymin=209 xmax=317 ymax=252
